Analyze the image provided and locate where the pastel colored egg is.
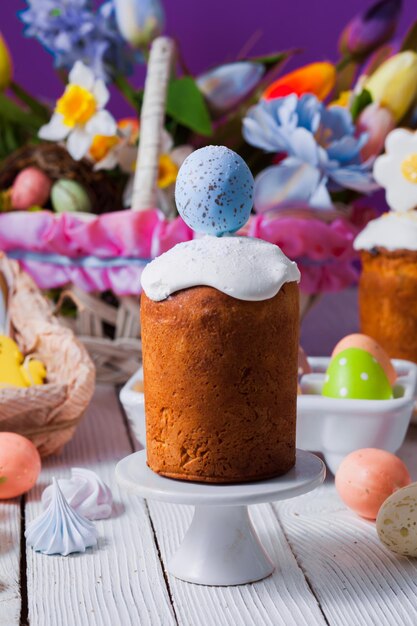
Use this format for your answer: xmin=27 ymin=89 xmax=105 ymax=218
xmin=0 ymin=433 xmax=41 ymax=499
xmin=377 ymin=482 xmax=417 ymax=556
xmin=322 ymin=347 xmax=393 ymax=400
xmin=51 ymin=179 xmax=92 ymax=214
xmin=332 ymin=333 xmax=396 ymax=385
xmin=175 ymin=145 xmax=254 ymax=236
xmin=11 ymin=167 xmax=52 ymax=210
xmin=336 ymin=448 xmax=411 ymax=520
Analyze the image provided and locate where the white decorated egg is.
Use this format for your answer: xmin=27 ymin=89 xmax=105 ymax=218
xmin=377 ymin=482 xmax=417 ymax=556
xmin=322 ymin=347 xmax=393 ymax=400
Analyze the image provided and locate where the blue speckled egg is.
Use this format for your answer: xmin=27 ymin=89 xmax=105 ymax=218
xmin=175 ymin=145 xmax=254 ymax=236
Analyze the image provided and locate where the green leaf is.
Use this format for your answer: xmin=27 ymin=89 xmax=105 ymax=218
xmin=401 ymin=19 xmax=417 ymax=52
xmin=246 ymin=49 xmax=298 ymax=69
xmin=0 ymin=93 xmax=44 ymax=130
xmin=114 ymin=75 xmax=143 ymax=112
xmin=334 ymin=59 xmax=358 ymax=97
xmin=350 ymin=88 xmax=372 ymax=121
xmin=9 ymin=81 xmax=50 ymax=122
xmin=166 ymin=77 xmax=212 ymax=136
xmin=0 ymin=119 xmax=28 ymax=160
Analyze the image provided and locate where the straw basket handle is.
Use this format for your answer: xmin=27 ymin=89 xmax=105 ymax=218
xmin=131 ymin=36 xmax=175 ymax=212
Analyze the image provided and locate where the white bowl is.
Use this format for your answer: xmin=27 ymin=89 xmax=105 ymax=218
xmin=297 ymin=357 xmax=417 ymax=474
xmin=119 ymin=368 xmax=146 ymax=448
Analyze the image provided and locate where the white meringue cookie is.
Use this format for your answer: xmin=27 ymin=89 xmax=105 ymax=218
xmin=26 ymin=478 xmax=97 ymax=556
xmin=42 ymin=468 xmax=113 ymax=520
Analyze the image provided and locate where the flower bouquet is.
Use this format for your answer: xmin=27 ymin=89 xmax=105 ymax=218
xmin=1 ymin=0 xmax=417 ymax=380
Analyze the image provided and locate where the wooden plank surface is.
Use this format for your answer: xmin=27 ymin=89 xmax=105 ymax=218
xmin=276 ymin=429 xmax=417 ymax=626
xmin=3 ymin=382 xmax=417 ymax=625
xmin=147 ymin=500 xmax=326 ymax=626
xmin=0 ymin=500 xmax=21 ymax=626
xmin=24 ymin=385 xmax=175 ymax=626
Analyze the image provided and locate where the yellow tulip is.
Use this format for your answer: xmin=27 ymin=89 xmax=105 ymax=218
xmin=365 ymin=51 xmax=417 ymax=122
xmin=0 ymin=33 xmax=12 ymax=91
xmin=329 ymin=90 xmax=352 ymax=108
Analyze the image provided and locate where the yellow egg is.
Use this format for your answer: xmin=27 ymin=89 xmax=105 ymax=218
xmin=21 ymin=358 xmax=47 ymax=386
xmin=377 ymin=482 xmax=417 ymax=556
xmin=0 ymin=335 xmax=27 ymax=387
xmin=0 ymin=335 xmax=46 ymax=387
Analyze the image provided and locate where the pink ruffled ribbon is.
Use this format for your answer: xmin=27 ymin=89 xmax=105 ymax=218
xmin=0 ymin=209 xmax=359 ymax=295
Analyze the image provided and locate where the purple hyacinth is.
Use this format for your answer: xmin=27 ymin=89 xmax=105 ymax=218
xmin=20 ymin=0 xmax=137 ymax=82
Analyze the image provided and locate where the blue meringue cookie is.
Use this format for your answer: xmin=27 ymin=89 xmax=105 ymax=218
xmin=175 ymin=145 xmax=254 ymax=236
xmin=25 ymin=478 xmax=97 ymax=556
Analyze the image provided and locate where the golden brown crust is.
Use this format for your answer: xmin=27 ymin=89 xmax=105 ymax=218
xmin=141 ymin=284 xmax=299 ymax=483
xmin=359 ymin=249 xmax=417 ymax=361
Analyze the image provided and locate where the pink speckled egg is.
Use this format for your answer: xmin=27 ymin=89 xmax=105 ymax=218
xmin=335 ymin=448 xmax=411 ymax=520
xmin=11 ymin=167 xmax=52 ymax=210
xmin=332 ymin=334 xmax=396 ymax=386
xmin=0 ymin=433 xmax=41 ymax=499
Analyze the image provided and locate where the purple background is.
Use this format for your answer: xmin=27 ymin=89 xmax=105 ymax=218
xmin=2 ymin=0 xmax=417 ymax=116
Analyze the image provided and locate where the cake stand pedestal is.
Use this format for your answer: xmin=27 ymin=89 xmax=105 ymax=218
xmin=116 ymin=450 xmax=325 ymax=586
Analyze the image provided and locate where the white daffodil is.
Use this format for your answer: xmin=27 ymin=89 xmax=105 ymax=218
xmin=374 ymin=128 xmax=417 ymax=212
xmin=39 ymin=61 xmax=117 ymax=161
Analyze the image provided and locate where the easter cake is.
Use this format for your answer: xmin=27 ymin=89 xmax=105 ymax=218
xmin=354 ymin=129 xmax=417 ymax=362
xmin=140 ymin=146 xmax=300 ymax=483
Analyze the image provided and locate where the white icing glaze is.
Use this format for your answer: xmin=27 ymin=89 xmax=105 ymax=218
xmin=354 ymin=212 xmax=417 ymax=251
xmin=42 ymin=468 xmax=113 ymax=520
xmin=26 ymin=478 xmax=97 ymax=556
xmin=141 ymin=235 xmax=300 ymax=302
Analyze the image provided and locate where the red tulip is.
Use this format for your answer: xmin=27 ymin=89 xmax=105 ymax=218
xmin=263 ymin=62 xmax=336 ymax=101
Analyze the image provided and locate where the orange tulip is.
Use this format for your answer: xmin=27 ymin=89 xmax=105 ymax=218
xmin=263 ymin=62 xmax=336 ymax=102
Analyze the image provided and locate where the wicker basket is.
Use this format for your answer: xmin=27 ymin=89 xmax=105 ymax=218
xmin=0 ymin=37 xmax=175 ymax=384
xmin=0 ymin=254 xmax=95 ymax=456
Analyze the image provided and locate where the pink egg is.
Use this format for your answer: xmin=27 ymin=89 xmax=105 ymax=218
xmin=335 ymin=448 xmax=411 ymax=520
xmin=11 ymin=167 xmax=52 ymax=211
xmin=0 ymin=433 xmax=41 ymax=499
xmin=298 ymin=345 xmax=311 ymax=378
xmin=332 ymin=334 xmax=396 ymax=385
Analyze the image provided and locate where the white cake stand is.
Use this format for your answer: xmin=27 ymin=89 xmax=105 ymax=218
xmin=116 ymin=449 xmax=325 ymax=586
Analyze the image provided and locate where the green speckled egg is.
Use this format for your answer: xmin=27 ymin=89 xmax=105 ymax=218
xmin=322 ymin=347 xmax=393 ymax=400
xmin=51 ymin=179 xmax=92 ymax=214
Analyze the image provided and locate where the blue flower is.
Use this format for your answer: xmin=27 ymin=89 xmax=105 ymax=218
xmin=20 ymin=0 xmax=137 ymax=83
xmin=242 ymin=94 xmax=377 ymax=211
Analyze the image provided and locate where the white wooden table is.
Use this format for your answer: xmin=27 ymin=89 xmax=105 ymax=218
xmin=2 ymin=381 xmax=417 ymax=626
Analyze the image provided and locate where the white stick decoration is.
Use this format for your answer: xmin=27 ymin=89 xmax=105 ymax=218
xmin=131 ymin=36 xmax=175 ymax=211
